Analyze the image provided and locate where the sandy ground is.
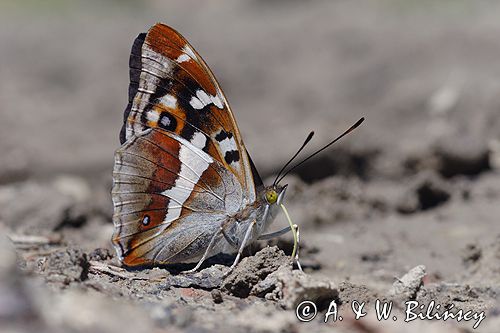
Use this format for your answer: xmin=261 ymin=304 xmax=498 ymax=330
xmin=1 ymin=1 xmax=500 ymax=332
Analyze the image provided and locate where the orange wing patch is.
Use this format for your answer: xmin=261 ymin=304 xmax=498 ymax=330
xmin=120 ymin=23 xmax=257 ymax=205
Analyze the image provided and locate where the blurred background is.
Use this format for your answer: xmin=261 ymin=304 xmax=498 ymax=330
xmin=2 ymin=0 xmax=499 ymax=182
xmin=1 ymin=1 xmax=500 ymax=332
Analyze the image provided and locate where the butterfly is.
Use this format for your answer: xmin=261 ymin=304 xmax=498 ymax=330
xmin=111 ymin=23 xmax=364 ymax=273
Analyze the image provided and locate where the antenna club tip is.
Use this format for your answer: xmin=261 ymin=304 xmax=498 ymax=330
xmin=354 ymin=117 xmax=365 ymax=128
xmin=302 ymin=131 xmax=314 ymax=145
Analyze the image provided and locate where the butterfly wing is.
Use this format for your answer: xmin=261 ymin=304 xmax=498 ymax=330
xmin=112 ymin=23 xmax=261 ymax=266
xmin=112 ymin=128 xmax=244 ymax=266
xmin=120 ymin=23 xmax=258 ymax=203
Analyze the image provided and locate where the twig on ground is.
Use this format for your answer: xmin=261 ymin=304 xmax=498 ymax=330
xmin=88 ymin=261 xmax=168 ymax=281
xmin=8 ymin=233 xmax=62 ymax=248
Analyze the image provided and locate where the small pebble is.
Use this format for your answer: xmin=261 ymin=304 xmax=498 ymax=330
xmin=211 ymin=289 xmax=223 ymax=304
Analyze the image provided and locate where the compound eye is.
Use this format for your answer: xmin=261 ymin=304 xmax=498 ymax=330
xmin=265 ymin=190 xmax=278 ymax=204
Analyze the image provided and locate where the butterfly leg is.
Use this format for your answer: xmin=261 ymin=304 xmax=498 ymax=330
xmin=224 ymin=220 xmax=256 ymax=276
xmin=183 ymin=227 xmax=223 ymax=274
xmin=221 ymin=227 xmax=239 ymax=248
xmin=257 ymin=225 xmax=292 ymax=240
xmin=293 ymin=224 xmax=303 ymax=272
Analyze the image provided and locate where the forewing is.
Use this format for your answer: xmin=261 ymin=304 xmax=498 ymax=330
xmin=121 ymin=23 xmax=257 ymax=204
xmin=112 ymin=128 xmax=243 ymax=266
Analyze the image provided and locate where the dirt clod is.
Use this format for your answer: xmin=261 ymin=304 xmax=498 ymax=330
xmin=211 ymin=289 xmax=224 ymax=304
xmin=253 ymin=265 xmax=338 ymax=310
xmin=43 ymin=247 xmax=90 ymax=286
xmin=167 ymin=264 xmax=229 ymax=289
xmin=223 ymin=246 xmax=290 ymax=298
xmin=390 ymin=265 xmax=426 ymax=301
xmin=88 ymin=247 xmax=113 ymax=261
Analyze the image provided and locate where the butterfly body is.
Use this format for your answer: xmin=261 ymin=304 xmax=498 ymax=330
xmin=221 ymin=184 xmax=286 ymax=248
xmin=111 ymin=23 xmax=288 ymax=268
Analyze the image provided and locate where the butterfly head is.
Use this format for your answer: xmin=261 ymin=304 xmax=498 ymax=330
xmin=264 ymin=184 xmax=287 ymax=206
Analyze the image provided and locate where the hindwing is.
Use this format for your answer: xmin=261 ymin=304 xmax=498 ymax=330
xmin=112 ymin=128 xmax=243 ymax=265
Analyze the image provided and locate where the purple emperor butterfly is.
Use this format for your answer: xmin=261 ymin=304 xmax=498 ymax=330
xmin=111 ymin=23 xmax=364 ymax=272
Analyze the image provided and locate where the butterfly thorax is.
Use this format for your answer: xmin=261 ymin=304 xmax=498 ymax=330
xmin=220 ymin=184 xmax=285 ymax=249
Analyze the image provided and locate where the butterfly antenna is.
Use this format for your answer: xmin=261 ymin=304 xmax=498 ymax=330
xmin=275 ymin=117 xmax=365 ymax=185
xmin=273 ymin=131 xmax=315 ymax=187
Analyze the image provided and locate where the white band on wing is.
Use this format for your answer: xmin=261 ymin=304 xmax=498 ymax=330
xmin=160 ymin=132 xmax=212 ymax=227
